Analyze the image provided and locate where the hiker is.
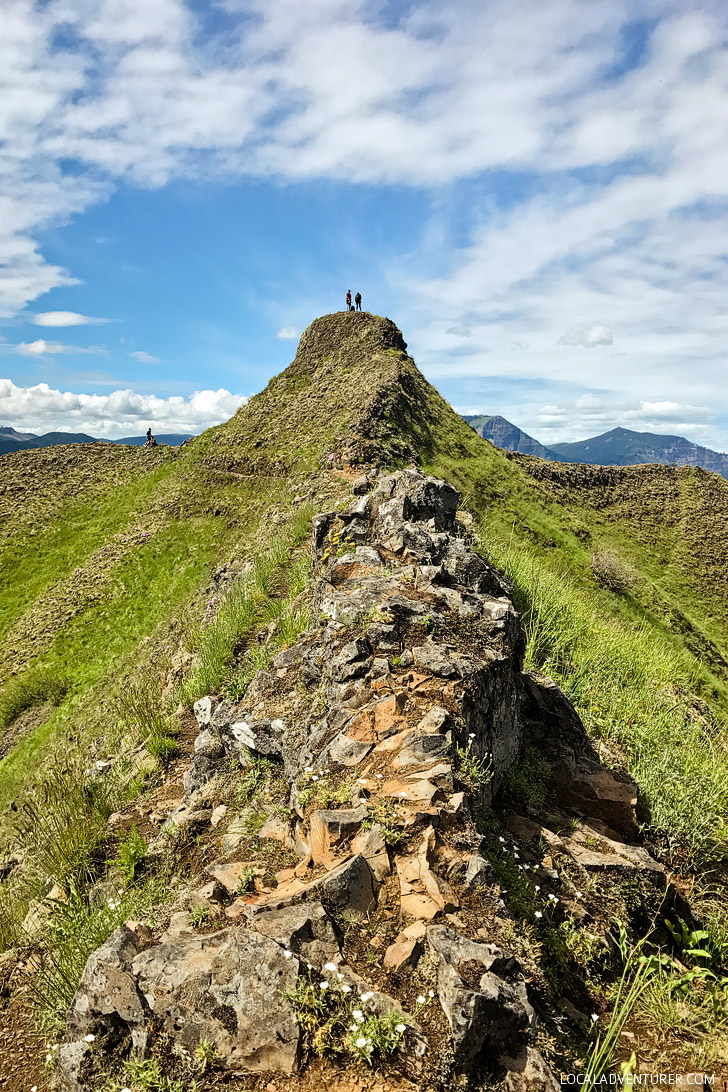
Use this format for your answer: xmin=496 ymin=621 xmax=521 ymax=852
xmin=345 ymin=289 xmax=352 ymax=311
xmin=144 ymin=428 xmax=156 ymax=448
xmin=355 ymin=291 xmax=362 ymax=311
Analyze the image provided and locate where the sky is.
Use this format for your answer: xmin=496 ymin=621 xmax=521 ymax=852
xmin=2 ymin=0 xmax=728 ymax=448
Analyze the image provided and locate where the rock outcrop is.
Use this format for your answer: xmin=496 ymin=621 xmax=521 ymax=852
xmin=57 ymin=468 xmax=662 ymax=1090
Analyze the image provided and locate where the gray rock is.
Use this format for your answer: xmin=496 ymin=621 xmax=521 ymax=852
xmin=194 ymin=729 xmax=225 ymax=759
xmin=250 ymin=901 xmax=342 ymax=967
xmin=183 ymin=754 xmax=221 ymax=797
xmin=131 ymin=928 xmax=301 ymax=1073
xmin=413 ymin=640 xmax=461 ymax=678
xmin=193 ymin=695 xmax=215 ymax=727
xmin=366 ymin=623 xmax=399 ymax=649
xmin=428 ymin=926 xmax=534 ymax=1070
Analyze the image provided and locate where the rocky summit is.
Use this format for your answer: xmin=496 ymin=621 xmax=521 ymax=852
xmin=56 ymin=468 xmax=667 ymax=1091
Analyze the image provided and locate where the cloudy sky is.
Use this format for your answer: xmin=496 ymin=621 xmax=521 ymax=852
xmin=2 ymin=0 xmax=728 ymax=447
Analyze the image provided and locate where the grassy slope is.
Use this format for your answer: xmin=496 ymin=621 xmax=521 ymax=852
xmin=2 ymin=310 xmax=728 ymax=864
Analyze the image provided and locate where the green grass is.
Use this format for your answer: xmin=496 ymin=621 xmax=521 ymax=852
xmin=179 ymin=504 xmax=314 ymax=706
xmin=480 ymin=538 xmax=728 ymax=867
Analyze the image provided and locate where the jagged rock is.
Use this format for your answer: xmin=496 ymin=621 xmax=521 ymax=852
xmin=183 ymin=754 xmax=221 ymax=797
xmin=309 ymin=806 xmax=366 ymax=866
xmin=563 ymin=822 xmax=662 ymax=872
xmin=553 ymin=758 xmax=639 ymax=838
xmin=463 ymin=853 xmax=492 ymax=890
xmin=206 ymin=860 xmax=264 ymax=895
xmin=351 ymin=823 xmax=391 ymax=881
xmin=427 ymin=926 xmax=534 ymax=1070
xmin=133 ymin=928 xmax=300 ymax=1072
xmin=193 ymin=695 xmax=215 ymax=727
xmin=384 ymin=937 xmax=423 ymax=972
xmin=501 ymin=1047 xmax=560 ymax=1092
xmin=169 ymin=804 xmax=212 ymax=829
xmin=58 ymin=924 xmax=149 ymax=1090
xmin=194 ymin=729 xmax=225 ymax=759
xmin=250 ymin=901 xmax=342 ymax=967
xmin=397 ymin=827 xmax=459 ymax=919
xmin=367 ymin=622 xmax=399 ymax=649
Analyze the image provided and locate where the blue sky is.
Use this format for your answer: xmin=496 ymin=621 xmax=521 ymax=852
xmin=2 ymin=0 xmax=728 ymax=449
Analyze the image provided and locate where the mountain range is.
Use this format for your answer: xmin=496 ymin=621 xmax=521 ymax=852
xmin=0 ymin=426 xmax=193 ymax=456
xmin=464 ymin=415 xmax=728 ymax=478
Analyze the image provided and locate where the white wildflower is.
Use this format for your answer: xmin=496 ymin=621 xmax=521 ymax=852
xmin=575 ymin=891 xmax=583 ymax=899
xmin=428 ymin=989 xmax=434 ymax=997
xmin=416 ymin=995 xmax=426 ymax=1004
xmin=535 ymin=885 xmax=540 ymax=891
xmin=355 ymin=1037 xmax=367 ymax=1048
xmin=353 ymin=1009 xmax=365 ymax=1023
xmin=342 ymin=984 xmax=352 ymax=993
xmin=360 ymin=991 xmax=373 ymax=1002
xmin=535 ymin=911 xmax=543 ymax=919
xmin=319 ymin=981 xmax=329 ymax=989
xmin=324 ymin=961 xmax=337 ymax=972
xmin=591 ymin=1013 xmax=599 ymax=1023
xmin=82 ymin=1034 xmax=95 ymax=1043
xmin=283 ymin=950 xmax=292 ymax=959
xmin=498 ymin=836 xmax=506 ymax=843
xmin=395 ymin=1023 xmax=406 ymax=1033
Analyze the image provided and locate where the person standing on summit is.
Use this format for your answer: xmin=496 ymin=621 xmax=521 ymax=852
xmin=345 ymin=289 xmax=352 ymax=311
xmin=355 ymin=291 xmax=362 ymax=311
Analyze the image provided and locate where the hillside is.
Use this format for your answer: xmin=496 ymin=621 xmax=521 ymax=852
xmin=551 ymin=426 xmax=728 ymax=477
xmin=463 ymin=414 xmax=558 ymax=460
xmin=2 ymin=311 xmax=728 ymax=1088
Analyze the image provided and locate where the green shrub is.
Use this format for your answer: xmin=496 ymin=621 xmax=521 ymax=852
xmin=0 ymin=667 xmax=69 ymax=730
xmin=113 ymin=824 xmax=147 ymax=886
xmin=591 ymin=548 xmax=640 ymax=593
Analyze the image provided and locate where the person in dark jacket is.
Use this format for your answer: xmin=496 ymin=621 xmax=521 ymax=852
xmin=345 ymin=290 xmax=352 ymax=311
xmin=355 ymin=291 xmax=362 ymax=311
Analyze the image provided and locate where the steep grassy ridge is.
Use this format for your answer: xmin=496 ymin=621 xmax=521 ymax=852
xmin=2 ymin=311 xmax=728 ymax=868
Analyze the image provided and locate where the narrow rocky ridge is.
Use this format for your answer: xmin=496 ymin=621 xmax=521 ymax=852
xmin=56 ymin=468 xmax=670 ymax=1091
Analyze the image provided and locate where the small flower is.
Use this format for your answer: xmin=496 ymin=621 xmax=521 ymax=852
xmin=353 ymin=1009 xmax=365 ymax=1023
xmin=283 ymin=950 xmax=292 ymax=959
xmin=395 ymin=1023 xmax=406 ymax=1033
xmin=575 ymin=891 xmax=583 ymax=899
xmin=82 ymin=1034 xmax=95 ymax=1043
xmin=398 ymin=790 xmax=407 ymax=797
xmin=376 ymin=773 xmax=383 ymax=779
xmin=416 ymin=995 xmax=426 ymax=1005
xmin=46 ymin=1054 xmax=52 ymax=1063
xmin=535 ymin=885 xmax=540 ymax=891
xmin=360 ymin=991 xmax=373 ymax=1002
xmin=428 ymin=989 xmax=434 ymax=997
xmin=342 ymin=984 xmax=352 ymax=993
xmin=319 ymin=981 xmax=329 ymax=989
xmin=324 ymin=961 xmax=337 ymax=972
xmin=358 ymin=797 xmax=367 ymax=805
xmin=498 ymin=836 xmax=506 ymax=843
xmin=535 ymin=911 xmax=543 ymax=919
xmin=591 ymin=1013 xmax=599 ymax=1023
xmin=355 ymin=1036 xmax=367 ymax=1048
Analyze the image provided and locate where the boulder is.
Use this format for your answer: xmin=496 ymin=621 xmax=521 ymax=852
xmin=428 ymin=926 xmax=534 ymax=1070
xmin=250 ymin=901 xmax=342 ymax=967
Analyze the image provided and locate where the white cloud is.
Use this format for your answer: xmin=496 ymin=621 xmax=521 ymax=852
xmin=1 ymin=0 xmax=728 ymax=450
xmin=130 ymin=350 xmax=162 ymax=363
xmin=276 ymin=326 xmax=300 ymax=340
xmin=0 ymin=378 xmax=247 ymax=438
xmin=558 ymin=323 xmax=613 ymax=348
xmin=446 ymin=325 xmax=471 ymax=338
xmin=16 ymin=339 xmax=105 ymax=356
xmin=33 ymin=311 xmax=112 ymax=326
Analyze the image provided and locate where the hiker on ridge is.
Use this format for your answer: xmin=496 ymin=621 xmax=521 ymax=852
xmin=345 ymin=289 xmax=352 ymax=311
xmin=355 ymin=291 xmax=362 ymax=311
xmin=144 ymin=427 xmax=156 ymax=448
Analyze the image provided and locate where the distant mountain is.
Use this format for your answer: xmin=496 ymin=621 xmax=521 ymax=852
xmin=462 ymin=414 xmax=559 ymax=460
xmin=0 ymin=429 xmax=193 ymax=457
xmin=111 ymin=433 xmax=194 ymax=446
xmin=0 ymin=430 xmax=98 ymax=456
xmin=550 ymin=427 xmax=728 ymax=477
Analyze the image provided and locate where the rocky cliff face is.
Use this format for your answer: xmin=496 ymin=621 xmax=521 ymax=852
xmin=51 ymin=467 xmax=671 ymax=1091
xmin=463 ymin=415 xmax=558 ymax=461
